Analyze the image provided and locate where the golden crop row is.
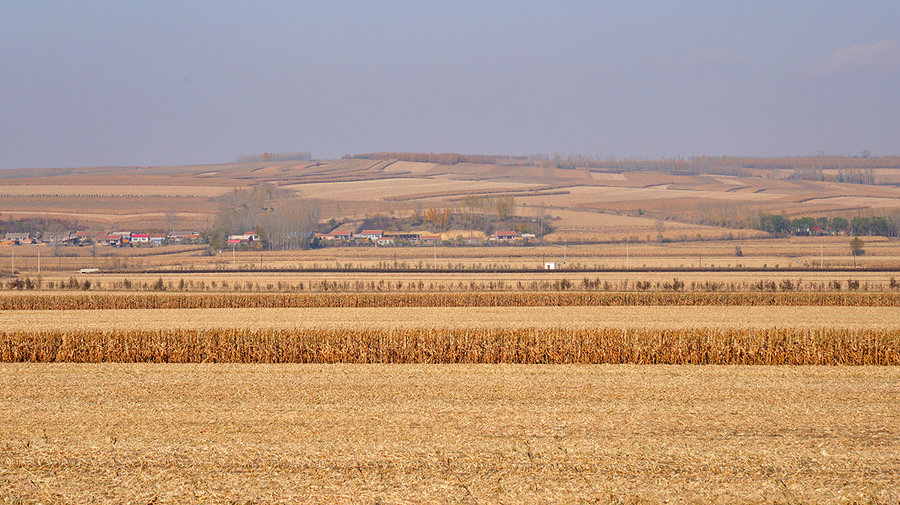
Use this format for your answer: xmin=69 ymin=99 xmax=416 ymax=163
xmin=2 ymin=327 xmax=897 ymax=365
xmin=3 ymin=291 xmax=900 ymax=310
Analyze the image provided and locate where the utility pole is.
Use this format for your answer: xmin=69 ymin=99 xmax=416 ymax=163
xmin=10 ymin=246 xmax=14 ymax=276
xmin=37 ymin=245 xmax=41 ymax=274
xmin=433 ymin=243 xmax=437 ymax=269
xmin=820 ymin=236 xmax=824 ymax=269
xmin=232 ymin=243 xmax=236 ymax=265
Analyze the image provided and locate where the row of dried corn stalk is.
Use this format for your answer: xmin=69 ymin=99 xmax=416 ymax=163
xmin=2 ymin=327 xmax=897 ymax=364
xmin=3 ymin=291 xmax=900 ymax=310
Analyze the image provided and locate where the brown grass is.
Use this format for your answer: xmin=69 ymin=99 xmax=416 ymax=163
xmin=2 ymin=364 xmax=898 ymax=503
xmin=3 ymin=327 xmax=898 ymax=365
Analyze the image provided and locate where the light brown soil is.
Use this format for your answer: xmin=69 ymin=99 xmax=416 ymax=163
xmin=1 ymin=364 xmax=897 ymax=503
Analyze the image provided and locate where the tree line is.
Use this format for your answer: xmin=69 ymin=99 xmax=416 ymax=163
xmin=758 ymin=214 xmax=899 ymax=237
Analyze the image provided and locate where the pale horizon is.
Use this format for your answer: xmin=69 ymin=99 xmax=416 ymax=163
xmin=2 ymin=1 xmax=899 ymax=170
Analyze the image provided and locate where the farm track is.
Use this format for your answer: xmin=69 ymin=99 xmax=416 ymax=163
xmin=3 ymin=291 xmax=900 ymax=310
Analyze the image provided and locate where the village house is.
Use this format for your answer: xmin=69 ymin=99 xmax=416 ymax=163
xmin=97 ymin=234 xmax=123 ymax=246
xmin=227 ymin=232 xmax=261 ymax=247
xmin=494 ymin=230 xmax=518 ymax=241
xmin=419 ymin=234 xmax=442 ymax=244
xmin=381 ymin=233 xmax=420 ymax=244
xmin=130 ymin=233 xmax=150 ymax=245
xmin=149 ymin=233 xmax=167 ymax=246
xmin=4 ymin=232 xmax=32 ymax=245
xmin=109 ymin=231 xmax=132 ymax=245
xmin=322 ymin=230 xmax=353 ymax=241
xmin=168 ymin=231 xmax=202 ymax=244
xmin=356 ymin=229 xmax=383 ymax=241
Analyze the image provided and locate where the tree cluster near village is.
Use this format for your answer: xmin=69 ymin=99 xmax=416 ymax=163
xmin=757 ymin=214 xmax=900 ymax=237
xmin=210 ymin=185 xmax=320 ymax=250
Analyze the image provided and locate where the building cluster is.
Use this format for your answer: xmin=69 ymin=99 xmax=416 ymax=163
xmin=1 ymin=231 xmax=203 ymax=247
xmin=317 ymin=229 xmax=535 ymax=246
xmin=3 ymin=228 xmax=538 ymax=249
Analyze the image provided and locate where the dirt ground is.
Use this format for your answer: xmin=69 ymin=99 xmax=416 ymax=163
xmin=1 ymin=364 xmax=898 ymax=504
xmin=3 ymin=305 xmax=900 ymax=332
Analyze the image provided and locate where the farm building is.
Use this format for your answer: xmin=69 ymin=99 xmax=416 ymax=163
xmin=97 ymin=234 xmax=123 ymax=246
xmin=4 ymin=233 xmax=32 ymax=245
xmin=384 ymin=233 xmax=420 ymax=243
xmin=130 ymin=233 xmax=150 ymax=244
xmin=323 ymin=230 xmax=353 ymax=240
xmin=168 ymin=231 xmax=202 ymax=244
xmin=494 ymin=230 xmax=518 ymax=241
xmin=227 ymin=232 xmax=261 ymax=247
xmin=356 ymin=229 xmax=383 ymax=240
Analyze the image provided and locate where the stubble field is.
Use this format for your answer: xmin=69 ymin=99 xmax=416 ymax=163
xmin=2 ymin=364 xmax=898 ymax=504
xmin=4 ymin=305 xmax=900 ymax=332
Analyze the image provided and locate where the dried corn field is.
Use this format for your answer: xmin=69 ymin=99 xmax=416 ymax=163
xmin=3 ymin=291 xmax=900 ymax=310
xmin=3 ymin=327 xmax=899 ymax=365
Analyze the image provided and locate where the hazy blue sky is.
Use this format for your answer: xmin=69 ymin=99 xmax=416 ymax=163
xmin=2 ymin=1 xmax=899 ymax=169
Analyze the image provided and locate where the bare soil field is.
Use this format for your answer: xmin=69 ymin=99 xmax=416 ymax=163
xmin=5 ymin=157 xmax=900 ymax=239
xmin=2 ymin=365 xmax=897 ymax=503
xmin=0 ymin=184 xmax=231 ymax=198
xmin=287 ymin=176 xmax=541 ymax=202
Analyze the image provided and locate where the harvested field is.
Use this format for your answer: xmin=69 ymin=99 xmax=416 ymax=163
xmin=1 ymin=365 xmax=897 ymax=503
xmin=3 ymin=237 xmax=898 ymax=274
xmin=0 ymin=184 xmax=230 ymax=198
xmin=3 ymin=305 xmax=900 ymax=332
xmin=3 ymin=327 xmax=899 ymax=365
xmin=287 ymin=177 xmax=539 ymax=201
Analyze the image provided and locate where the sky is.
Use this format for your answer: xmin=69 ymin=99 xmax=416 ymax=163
xmin=1 ymin=1 xmax=899 ymax=170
